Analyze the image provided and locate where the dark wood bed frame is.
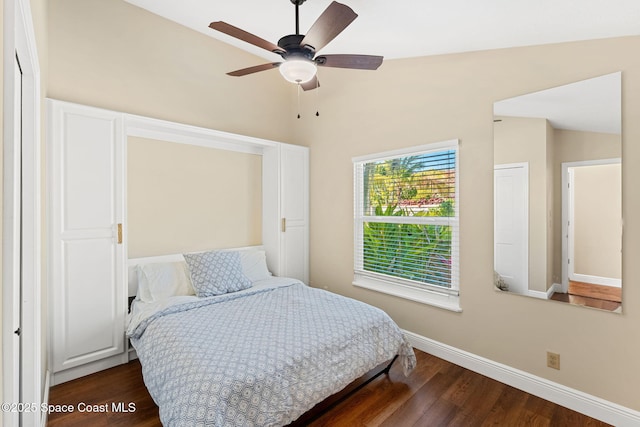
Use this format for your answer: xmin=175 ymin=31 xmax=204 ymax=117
xmin=287 ymin=355 xmax=399 ymax=426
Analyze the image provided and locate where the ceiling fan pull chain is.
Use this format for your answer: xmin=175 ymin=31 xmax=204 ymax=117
xmin=315 ymin=75 xmax=320 ymax=117
xmin=297 ymin=83 xmax=301 ymax=119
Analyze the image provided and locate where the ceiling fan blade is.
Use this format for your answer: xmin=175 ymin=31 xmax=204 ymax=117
xmin=300 ymin=1 xmax=357 ymax=52
xmin=300 ymin=76 xmax=320 ymax=91
xmin=209 ymin=21 xmax=284 ymax=54
xmin=315 ymin=54 xmax=383 ymax=70
xmin=227 ymin=62 xmax=282 ymax=77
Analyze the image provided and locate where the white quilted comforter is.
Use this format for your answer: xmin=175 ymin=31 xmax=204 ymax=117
xmin=129 ymin=279 xmax=416 ymax=426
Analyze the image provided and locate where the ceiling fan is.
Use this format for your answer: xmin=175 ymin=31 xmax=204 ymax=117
xmin=209 ymin=0 xmax=383 ymax=91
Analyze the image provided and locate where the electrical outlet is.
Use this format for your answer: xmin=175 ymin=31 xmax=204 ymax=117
xmin=547 ymin=352 xmax=560 ymax=370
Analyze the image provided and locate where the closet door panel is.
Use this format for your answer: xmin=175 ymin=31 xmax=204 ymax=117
xmin=62 ymin=114 xmax=116 ymax=230
xmin=280 ymin=145 xmax=309 ymax=283
xmin=281 ymin=147 xmax=307 ymax=226
xmin=262 ymin=144 xmax=309 ymax=283
xmin=49 ymin=100 xmax=126 ymax=379
xmin=61 ymin=239 xmax=120 ymax=367
xmin=282 ymin=225 xmax=307 ymax=283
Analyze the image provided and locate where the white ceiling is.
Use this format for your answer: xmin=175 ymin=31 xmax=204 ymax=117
xmin=125 ymin=0 xmax=640 ymax=60
xmin=493 ymin=73 xmax=621 ymax=134
xmin=124 ymin=1 xmax=630 ymax=132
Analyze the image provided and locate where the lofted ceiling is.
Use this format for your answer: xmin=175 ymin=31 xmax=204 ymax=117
xmin=123 ymin=1 xmax=634 ymax=131
xmin=494 ymin=73 xmax=621 ymax=135
xmin=124 ymin=0 xmax=640 ymax=61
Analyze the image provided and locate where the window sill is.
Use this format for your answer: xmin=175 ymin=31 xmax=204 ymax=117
xmin=353 ymin=275 xmax=462 ymax=312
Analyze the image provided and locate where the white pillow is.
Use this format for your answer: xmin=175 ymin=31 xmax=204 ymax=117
xmin=239 ymin=249 xmax=272 ymax=282
xmin=136 ymin=261 xmax=195 ymax=302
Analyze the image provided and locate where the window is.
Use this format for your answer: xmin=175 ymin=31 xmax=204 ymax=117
xmin=353 ymin=140 xmax=460 ymax=311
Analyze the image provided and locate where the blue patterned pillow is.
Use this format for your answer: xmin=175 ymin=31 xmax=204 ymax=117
xmin=183 ymin=250 xmax=252 ymax=297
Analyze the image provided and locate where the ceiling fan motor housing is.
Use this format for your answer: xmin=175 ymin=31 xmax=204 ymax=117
xmin=277 ymin=34 xmax=316 ymax=60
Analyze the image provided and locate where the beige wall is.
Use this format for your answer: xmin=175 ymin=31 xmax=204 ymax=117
xmin=494 ymin=116 xmax=551 ymax=292
xmin=127 ymin=137 xmax=262 ymax=258
xmin=46 ymin=0 xmax=640 ymax=414
xmin=47 ymin=0 xmax=296 ymax=144
xmin=297 ymin=36 xmax=640 ymax=411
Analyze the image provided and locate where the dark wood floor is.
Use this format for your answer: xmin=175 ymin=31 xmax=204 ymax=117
xmin=550 ymin=281 xmax=621 ymax=312
xmin=48 ymin=349 xmax=610 ymax=427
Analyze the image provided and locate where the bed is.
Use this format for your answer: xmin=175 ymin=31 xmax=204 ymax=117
xmin=127 ymin=247 xmax=416 ymax=427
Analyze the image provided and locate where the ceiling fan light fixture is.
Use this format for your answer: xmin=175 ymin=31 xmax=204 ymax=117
xmin=279 ymin=59 xmax=317 ymax=84
xmin=210 ymin=2 xmax=382 ymax=91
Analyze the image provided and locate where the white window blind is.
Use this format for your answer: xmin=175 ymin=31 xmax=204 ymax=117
xmin=353 ymin=140 xmax=459 ymax=297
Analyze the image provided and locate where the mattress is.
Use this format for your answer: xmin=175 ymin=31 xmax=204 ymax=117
xmin=128 ymin=278 xmax=415 ymax=426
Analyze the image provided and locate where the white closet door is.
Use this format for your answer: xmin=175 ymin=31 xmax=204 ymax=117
xmin=494 ymin=164 xmax=528 ymax=295
xmin=280 ymin=145 xmax=309 ymax=283
xmin=49 ymin=101 xmax=126 ymax=376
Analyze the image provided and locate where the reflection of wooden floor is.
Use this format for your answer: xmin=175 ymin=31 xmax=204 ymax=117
xmin=550 ymin=281 xmax=621 ymax=312
xmin=568 ymin=281 xmax=621 ymax=302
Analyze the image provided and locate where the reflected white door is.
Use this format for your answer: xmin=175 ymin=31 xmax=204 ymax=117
xmin=494 ymin=164 xmax=528 ymax=295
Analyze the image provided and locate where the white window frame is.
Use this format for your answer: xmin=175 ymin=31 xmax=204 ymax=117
xmin=352 ymin=139 xmax=461 ymax=312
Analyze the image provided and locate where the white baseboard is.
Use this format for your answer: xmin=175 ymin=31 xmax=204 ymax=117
xmin=404 ymin=330 xmax=640 ymax=427
xmin=51 ymin=353 xmax=128 ymax=385
xmin=527 ymin=289 xmax=550 ymax=299
xmin=571 ymin=273 xmax=621 ymax=288
xmin=527 ymin=283 xmax=561 ymax=300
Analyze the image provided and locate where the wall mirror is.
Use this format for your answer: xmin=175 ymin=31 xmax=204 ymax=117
xmin=493 ymin=72 xmax=622 ymax=312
